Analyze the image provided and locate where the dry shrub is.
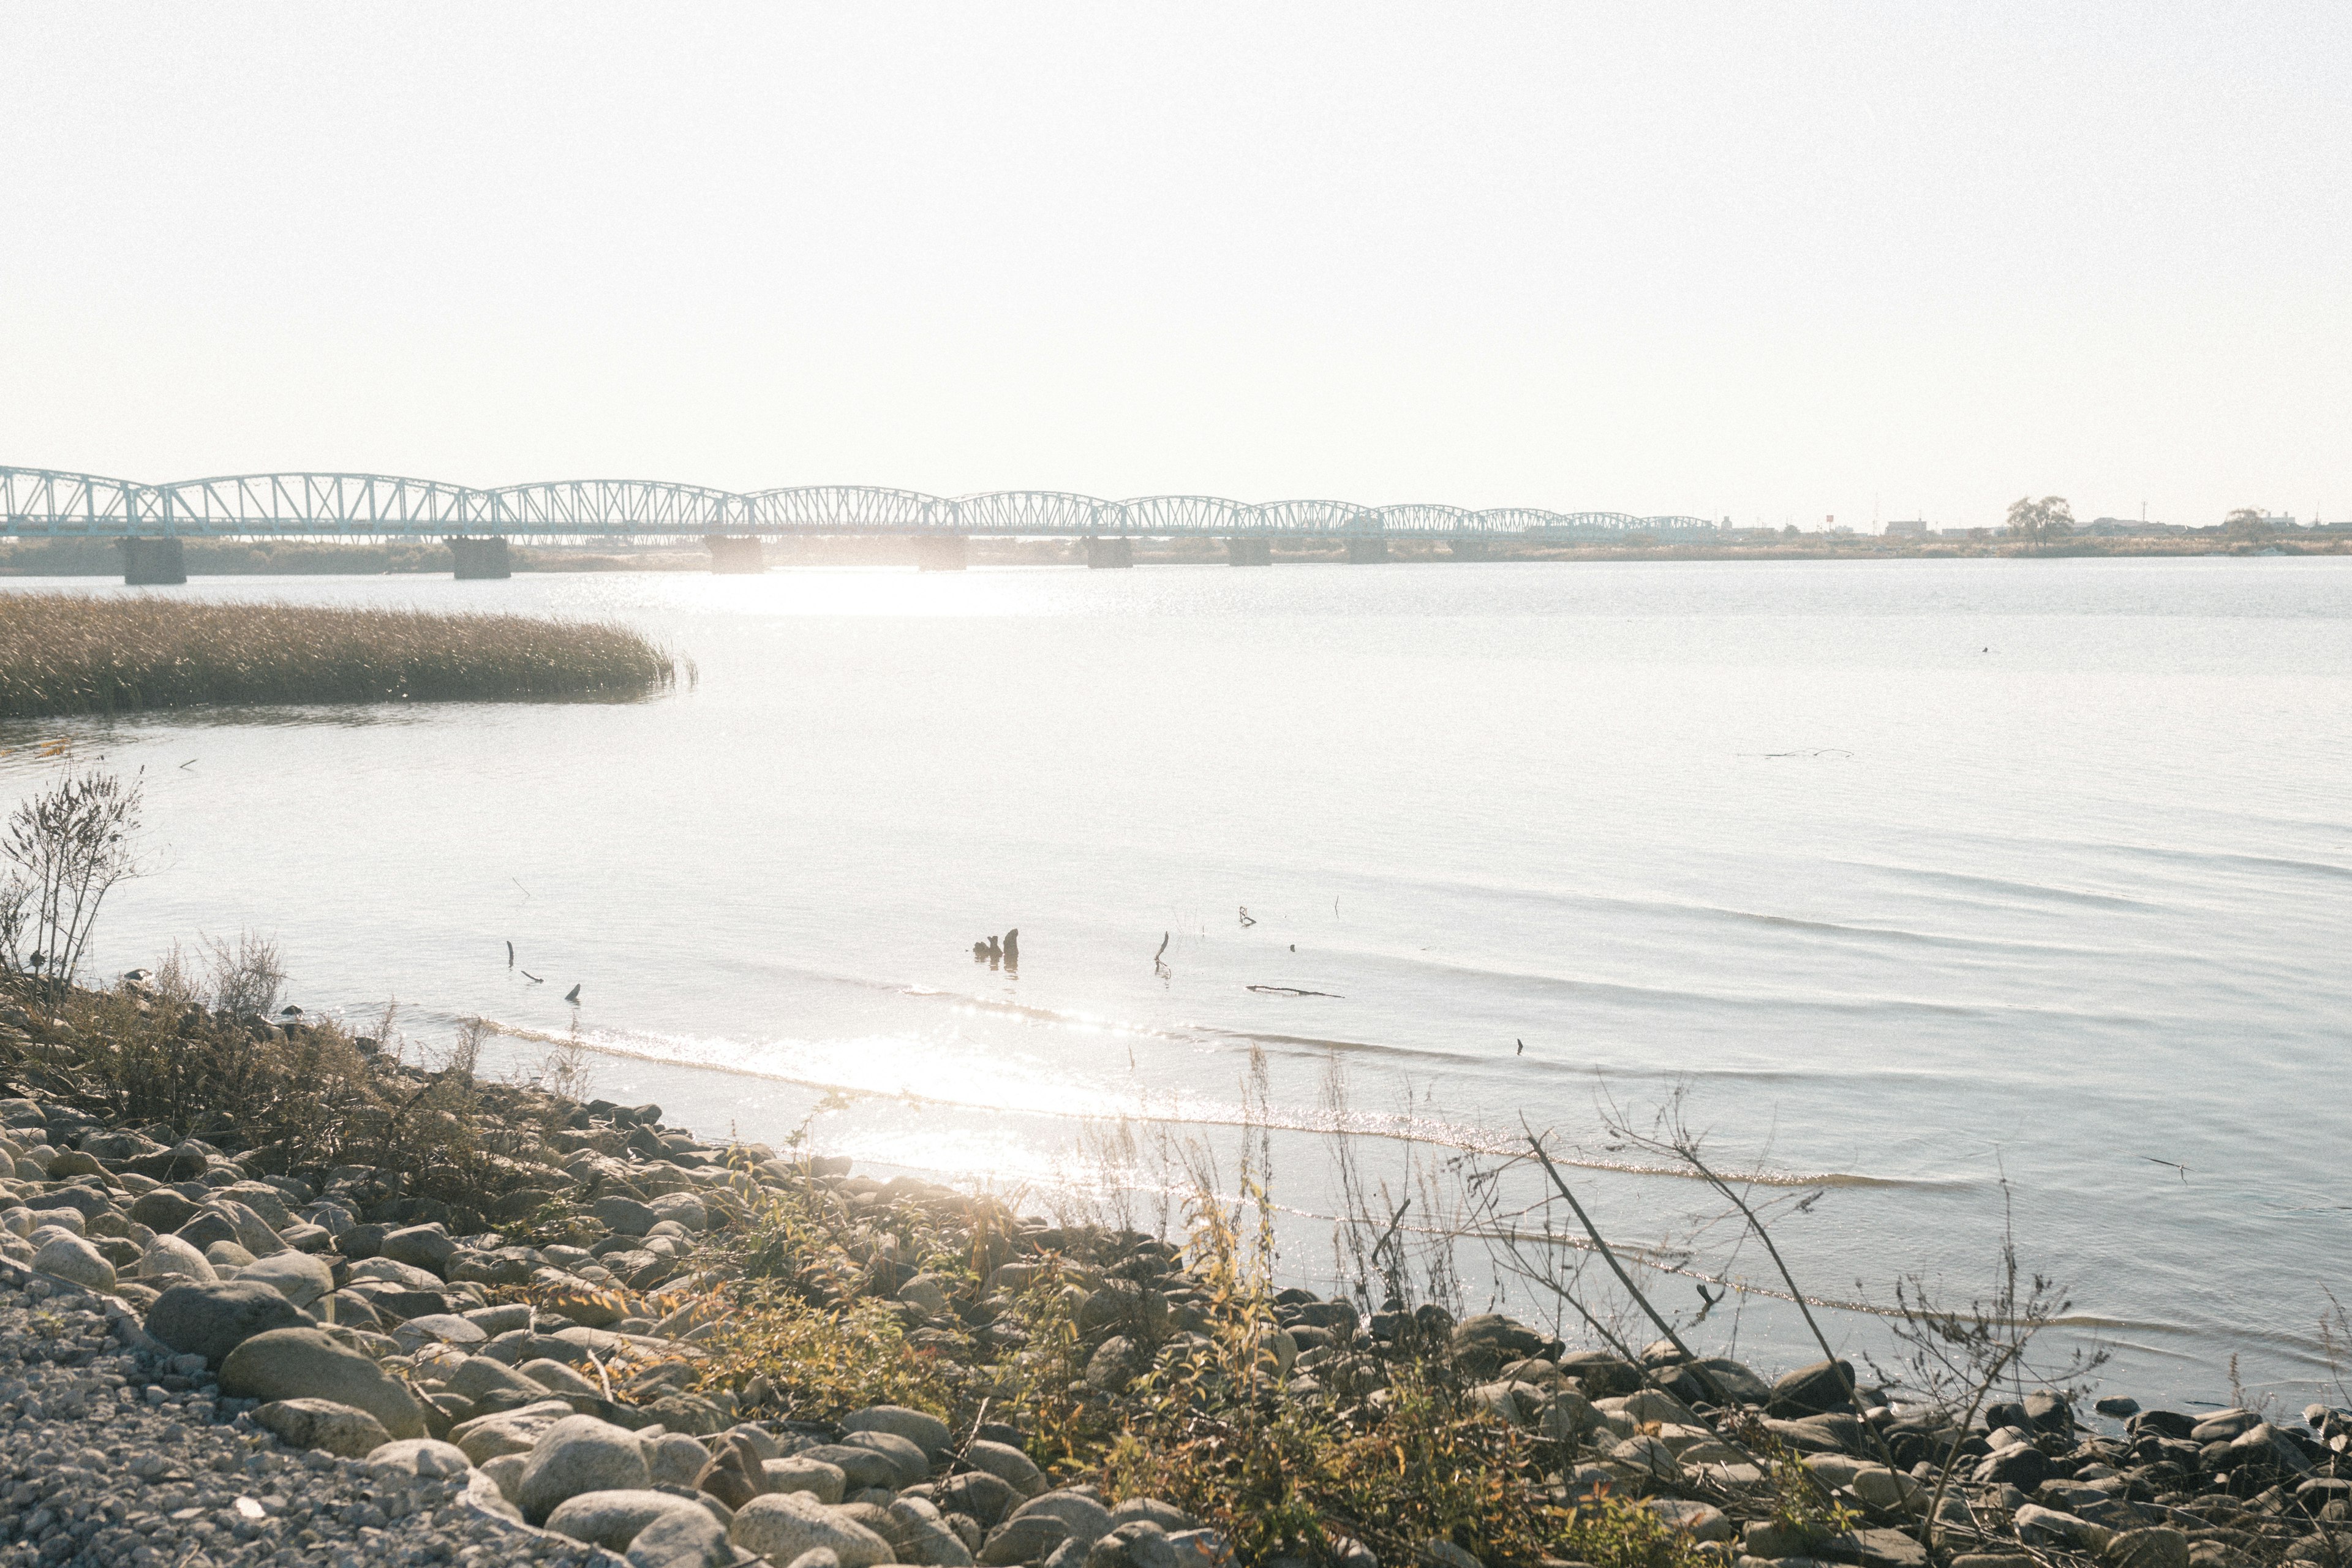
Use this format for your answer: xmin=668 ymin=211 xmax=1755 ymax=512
xmin=682 ymin=1167 xmax=965 ymax=1424
xmin=0 ymin=592 xmax=679 ymax=717
xmin=692 ymin=1287 xmax=956 ymax=1424
xmin=1 ymin=767 xmax=144 ymax=991
xmin=21 ymin=968 xmax=377 ymax=1170
xmin=0 ymin=961 xmax=543 ymax=1218
xmin=1064 ymin=1096 xmax=1689 ymax=1568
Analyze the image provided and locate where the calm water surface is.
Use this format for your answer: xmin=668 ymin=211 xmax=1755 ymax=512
xmin=6 ymin=557 xmax=2348 ymax=1404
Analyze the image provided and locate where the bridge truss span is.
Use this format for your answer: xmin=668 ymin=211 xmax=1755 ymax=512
xmin=950 ymin=491 xmax=1117 ymax=537
xmin=1 ymin=464 xmax=1724 ymax=545
xmin=1112 ymin=496 xmax=1251 ymax=535
xmin=742 ymin=486 xmax=941 ymax=534
xmin=488 ymin=480 xmax=744 ymax=536
xmin=146 ymin=473 xmax=489 ymax=536
xmin=1373 ymin=503 xmax=1479 ymax=537
xmin=0 ymin=467 xmax=146 ymax=533
xmin=1245 ymin=499 xmax=1381 ymax=535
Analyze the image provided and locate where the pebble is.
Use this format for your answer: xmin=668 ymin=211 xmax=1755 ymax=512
xmin=0 ymin=1275 xmax=624 ymax=1567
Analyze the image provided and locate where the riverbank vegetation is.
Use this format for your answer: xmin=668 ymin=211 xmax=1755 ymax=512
xmin=0 ymin=593 xmax=682 ymax=719
xmin=7 ymin=944 xmax=2347 ymax=1566
xmin=1 ymin=769 xmax=2345 ymax=1567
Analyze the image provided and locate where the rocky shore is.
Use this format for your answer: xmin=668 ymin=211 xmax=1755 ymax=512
xmin=0 ymin=990 xmax=2345 ymax=1568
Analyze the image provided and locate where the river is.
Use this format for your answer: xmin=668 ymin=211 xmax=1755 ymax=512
xmin=4 ymin=556 xmax=2347 ymax=1408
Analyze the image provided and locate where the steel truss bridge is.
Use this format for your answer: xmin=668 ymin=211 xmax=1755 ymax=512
xmin=1 ymin=467 xmax=1721 ymax=543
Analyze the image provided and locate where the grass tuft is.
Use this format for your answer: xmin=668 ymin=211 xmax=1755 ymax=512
xmin=0 ymin=592 xmax=679 ymax=718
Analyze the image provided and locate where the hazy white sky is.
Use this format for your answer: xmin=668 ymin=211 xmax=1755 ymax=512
xmin=3 ymin=4 xmax=2346 ymax=527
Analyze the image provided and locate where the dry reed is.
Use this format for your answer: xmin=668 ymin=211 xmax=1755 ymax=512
xmin=0 ymin=592 xmax=679 ymax=718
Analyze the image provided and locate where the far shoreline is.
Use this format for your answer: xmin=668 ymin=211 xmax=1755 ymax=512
xmin=3 ymin=533 xmax=2347 ymax=578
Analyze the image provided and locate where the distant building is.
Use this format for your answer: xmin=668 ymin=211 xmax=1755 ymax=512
xmin=2082 ymin=518 xmax=2191 ymax=537
xmin=1883 ymin=519 xmax=1929 ymax=537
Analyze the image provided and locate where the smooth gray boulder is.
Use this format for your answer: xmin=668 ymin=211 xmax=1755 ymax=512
xmin=979 ymin=1514 xmax=1070 ymax=1566
xmin=393 ymin=1312 xmax=489 ymax=1356
xmin=31 ymin=1234 xmax=115 ymax=1291
xmin=1086 ymin=1521 xmax=1177 ymax=1568
xmin=841 ymin=1403 xmax=951 ymax=1457
xmin=521 ymin=1357 xmax=603 ymax=1397
xmin=1106 ymin=1501 xmax=1199 ymax=1534
xmin=216 ymin=1181 xmax=295 ymax=1229
xmin=961 ymin=1439 xmax=1044 ymax=1499
xmin=935 ymin=1470 xmax=1020 ymax=1529
xmin=345 ymin=1255 xmax=447 ymax=1291
xmin=380 ymin=1224 xmax=458 ymax=1276
xmin=127 ymin=1188 xmax=203 ymax=1232
xmin=518 ymin=1414 xmax=654 ymax=1523
xmin=731 ymin=1493 xmax=892 ymax=1568
xmin=546 ymin=1488 xmax=708 ymax=1550
xmin=1009 ymin=1491 xmax=1111 ymax=1546
xmin=253 ymin=1398 xmax=393 ymax=1458
xmin=804 ymin=1444 xmax=899 ymax=1492
xmin=366 ymin=1438 xmax=475 ymax=1479
xmin=449 ymin=1399 xmax=578 ymax=1464
xmin=463 ymin=1302 xmax=536 ymax=1336
xmin=644 ymin=1431 xmax=713 ymax=1487
xmin=627 ymin=1504 xmax=736 ymax=1568
xmin=145 ymin=1280 xmax=310 ymax=1366
xmin=1769 ymin=1358 xmax=1858 ymax=1415
xmin=447 ymin=1354 xmax=547 ymax=1404
xmin=205 ymin=1239 xmax=257 ymax=1271
xmin=763 ymin=1456 xmax=848 ymax=1504
xmin=173 ymin=1212 xmax=240 ymax=1253
xmin=220 ymin=1327 xmax=428 ymax=1439
xmin=843 ymin=1428 xmax=930 ymax=1489
xmin=1689 ymin=1356 xmax=1772 ymax=1407
xmin=238 ymin=1250 xmax=334 ymax=1309
xmin=592 ymin=1197 xmax=658 ymax=1236
xmin=136 ymin=1235 xmax=218 ymax=1284
xmin=206 ymin=1198 xmax=285 ymax=1257
xmin=891 ymin=1496 xmax=978 ymax=1567
xmin=647 ymin=1193 xmax=707 ymax=1231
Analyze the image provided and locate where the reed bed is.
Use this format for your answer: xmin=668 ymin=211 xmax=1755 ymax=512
xmin=0 ymin=592 xmax=680 ymax=718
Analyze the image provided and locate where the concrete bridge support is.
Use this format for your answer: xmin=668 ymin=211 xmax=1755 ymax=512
xmin=912 ymin=535 xmax=968 ymax=571
xmin=1345 ymin=535 xmax=1390 ymax=564
xmin=448 ymin=537 xmax=511 ymax=579
xmin=120 ymin=537 xmax=186 ymax=586
xmin=1226 ymin=537 xmax=1272 ymax=567
xmin=1084 ymin=536 xmax=1134 ymax=569
xmin=706 ymin=536 xmax=767 ymax=573
xmin=1448 ymin=538 xmax=1493 ymax=561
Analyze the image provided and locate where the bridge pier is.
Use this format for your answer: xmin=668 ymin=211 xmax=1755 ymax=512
xmin=911 ymin=535 xmax=968 ymax=571
xmin=1345 ymin=536 xmax=1389 ymax=564
xmin=120 ymin=537 xmax=186 ymax=586
xmin=448 ymin=537 xmax=511 ymax=579
xmin=1226 ymin=537 xmax=1272 ymax=567
xmin=705 ymin=536 xmax=767 ymax=574
xmin=1447 ymin=538 xmax=1493 ymax=561
xmin=1083 ymin=536 xmax=1134 ymax=569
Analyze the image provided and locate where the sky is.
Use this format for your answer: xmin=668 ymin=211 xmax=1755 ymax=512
xmin=2 ymin=4 xmax=2347 ymax=529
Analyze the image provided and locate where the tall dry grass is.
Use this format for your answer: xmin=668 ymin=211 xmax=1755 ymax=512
xmin=0 ymin=592 xmax=680 ymax=718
